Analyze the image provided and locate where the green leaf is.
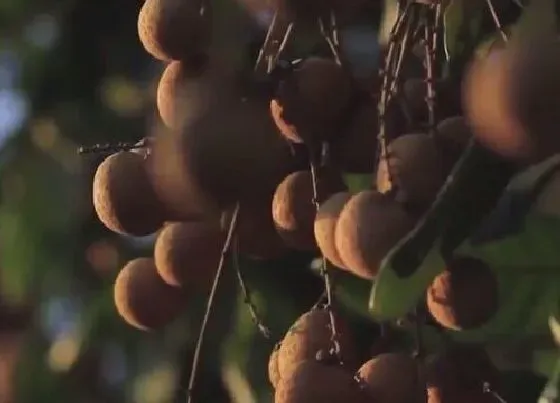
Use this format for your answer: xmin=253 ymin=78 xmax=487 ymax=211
xmin=444 ymin=0 xmax=486 ymax=63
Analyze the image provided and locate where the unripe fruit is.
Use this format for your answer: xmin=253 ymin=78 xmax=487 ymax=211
xmin=114 ymin=257 xmax=185 ymax=330
xmin=335 ymin=190 xmax=416 ymax=279
xmin=376 ymin=133 xmax=446 ymax=207
xmin=277 ymin=308 xmax=358 ymax=378
xmin=426 ymin=256 xmax=498 ymax=330
xmin=357 ymin=353 xmax=427 ymax=403
xmin=271 ymin=57 xmax=354 ymax=145
xmin=272 ymin=169 xmax=347 ymax=250
xmin=154 ymin=220 xmax=224 ymax=289
xmin=314 ymin=192 xmax=353 ymax=269
xmin=93 ymin=151 xmax=166 ymax=236
xmin=138 ymin=0 xmax=210 ymax=61
xmin=275 ymin=360 xmax=369 ymax=403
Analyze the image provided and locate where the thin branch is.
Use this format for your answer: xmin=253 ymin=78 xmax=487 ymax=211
xmin=483 ymin=382 xmax=509 ymax=403
xmin=77 ymin=138 xmax=149 ymax=155
xmin=423 ymin=15 xmax=437 ymax=136
xmin=485 ymin=0 xmax=509 ymax=42
xmin=186 ymin=203 xmax=240 ymax=403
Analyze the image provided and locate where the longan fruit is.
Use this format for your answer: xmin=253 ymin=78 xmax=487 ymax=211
xmin=272 ymin=169 xmax=347 ymax=251
xmin=150 ymin=92 xmax=301 ymax=220
xmin=154 ymin=220 xmax=224 ymax=289
xmin=271 ymin=57 xmax=354 ymax=145
xmin=277 ymin=307 xmax=358 ymax=379
xmin=435 ymin=116 xmax=472 ymax=170
xmin=114 ymin=257 xmax=185 ymax=330
xmin=268 ymin=345 xmax=281 ymax=388
xmin=357 ymin=353 xmax=427 ymax=403
xmin=335 ymin=190 xmax=417 ymax=279
xmin=275 ymin=360 xmax=369 ymax=403
xmin=426 ymin=345 xmax=498 ymax=403
xmin=463 ymin=37 xmax=560 ymax=161
xmin=93 ymin=151 xmax=166 ymax=236
xmin=222 ymin=196 xmax=288 ymax=260
xmin=157 ymin=59 xmax=209 ymax=129
xmin=376 ymin=133 xmax=446 ymax=207
xmin=314 ymin=192 xmax=352 ymax=269
xmin=426 ymin=256 xmax=499 ymax=330
xmin=137 ymin=0 xmax=210 ymax=61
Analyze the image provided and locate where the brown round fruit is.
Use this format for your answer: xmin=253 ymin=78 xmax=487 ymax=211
xmin=275 ymin=360 xmax=369 ymax=403
xmin=271 ymin=57 xmax=354 ymax=145
xmin=93 ymin=151 xmax=166 ymax=236
xmin=154 ymin=220 xmax=224 ymax=289
xmin=137 ymin=0 xmax=210 ymax=61
xmin=277 ymin=307 xmax=358 ymax=378
xmin=314 ymin=192 xmax=353 ymax=269
xmin=426 ymin=256 xmax=499 ymax=330
xmin=426 ymin=345 xmax=498 ymax=403
xmin=376 ymin=133 xmax=446 ymax=207
xmin=272 ymin=169 xmax=347 ymax=251
xmin=114 ymin=257 xmax=185 ymax=330
xmin=357 ymin=353 xmax=427 ymax=403
xmin=463 ymin=38 xmax=560 ymax=161
xmin=268 ymin=345 xmax=281 ymax=389
xmin=335 ymin=190 xmax=416 ymax=279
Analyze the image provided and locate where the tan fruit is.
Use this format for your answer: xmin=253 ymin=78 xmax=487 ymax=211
xmin=463 ymin=37 xmax=560 ymax=161
xmin=426 ymin=256 xmax=498 ymax=330
xmin=426 ymin=345 xmax=499 ymax=403
xmin=272 ymin=169 xmax=347 ymax=251
xmin=277 ymin=308 xmax=358 ymax=378
xmin=137 ymin=0 xmax=210 ymax=61
xmin=275 ymin=360 xmax=369 ymax=403
xmin=222 ymin=196 xmax=288 ymax=260
xmin=335 ymin=190 xmax=416 ymax=279
xmin=154 ymin=220 xmax=224 ymax=289
xmin=114 ymin=257 xmax=185 ymax=330
xmin=93 ymin=151 xmax=166 ymax=236
xmin=150 ymin=92 xmax=301 ymax=220
xmin=268 ymin=345 xmax=281 ymax=388
xmin=314 ymin=192 xmax=352 ymax=269
xmin=357 ymin=353 xmax=427 ymax=403
xmin=271 ymin=57 xmax=354 ymax=145
xmin=156 ymin=59 xmax=209 ymax=130
xmin=376 ymin=133 xmax=446 ymax=207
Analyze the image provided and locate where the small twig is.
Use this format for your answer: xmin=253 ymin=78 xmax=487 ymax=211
xmin=232 ymin=236 xmax=271 ymax=339
xmin=483 ymin=382 xmax=509 ymax=403
xmin=317 ymin=11 xmax=343 ymax=65
xmin=77 ymin=138 xmax=148 ymax=155
xmin=411 ymin=305 xmax=425 ymax=359
xmin=485 ymin=0 xmax=509 ymax=42
xmin=423 ymin=14 xmax=437 ymax=136
xmin=270 ymin=23 xmax=294 ymax=73
xmin=255 ymin=11 xmax=294 ymax=75
xmin=309 ymin=149 xmax=341 ymax=361
xmin=186 ymin=203 xmax=240 ymax=403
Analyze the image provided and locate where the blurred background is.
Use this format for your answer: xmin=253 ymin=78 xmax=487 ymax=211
xmin=0 ymin=0 xmax=387 ymax=402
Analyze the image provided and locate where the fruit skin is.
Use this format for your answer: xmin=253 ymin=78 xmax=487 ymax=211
xmin=93 ymin=151 xmax=166 ymax=236
xmin=463 ymin=38 xmax=560 ymax=161
xmin=268 ymin=345 xmax=281 ymax=389
xmin=272 ymin=169 xmax=347 ymax=251
xmin=271 ymin=57 xmax=354 ymax=145
xmin=357 ymin=353 xmax=427 ymax=403
xmin=314 ymin=192 xmax=353 ymax=269
xmin=426 ymin=256 xmax=498 ymax=331
xmin=435 ymin=116 xmax=472 ymax=171
xmin=277 ymin=308 xmax=358 ymax=379
xmin=376 ymin=133 xmax=446 ymax=208
xmin=425 ymin=345 xmax=499 ymax=403
xmin=157 ymin=59 xmax=208 ymax=129
xmin=114 ymin=257 xmax=185 ymax=331
xmin=154 ymin=220 xmax=224 ymax=289
xmin=275 ymin=360 xmax=369 ymax=403
xmin=137 ymin=0 xmax=210 ymax=61
xmin=335 ymin=190 xmax=416 ymax=279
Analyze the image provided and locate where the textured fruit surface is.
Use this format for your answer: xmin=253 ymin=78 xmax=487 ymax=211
xmin=335 ymin=190 xmax=416 ymax=279
xmin=93 ymin=151 xmax=166 ymax=236
xmin=314 ymin=192 xmax=353 ymax=269
xmin=137 ymin=0 xmax=210 ymax=61
xmin=154 ymin=220 xmax=224 ymax=289
xmin=357 ymin=353 xmax=427 ymax=403
xmin=277 ymin=308 xmax=358 ymax=378
xmin=275 ymin=360 xmax=369 ymax=403
xmin=268 ymin=345 xmax=281 ymax=388
xmin=114 ymin=257 xmax=185 ymax=330
xmin=272 ymin=169 xmax=347 ymax=250
xmin=426 ymin=256 xmax=499 ymax=330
